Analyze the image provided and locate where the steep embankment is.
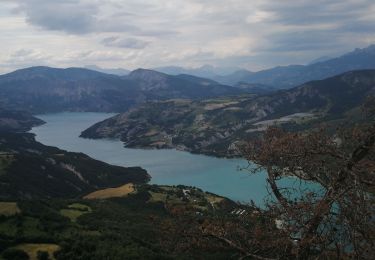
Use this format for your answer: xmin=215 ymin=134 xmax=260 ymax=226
xmin=0 ymin=108 xmax=44 ymax=132
xmin=0 ymin=132 xmax=149 ymax=199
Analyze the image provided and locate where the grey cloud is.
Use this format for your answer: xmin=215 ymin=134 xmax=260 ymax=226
xmin=260 ymin=0 xmax=374 ymax=26
xmin=11 ymin=49 xmax=34 ymax=57
xmin=249 ymin=0 xmax=375 ymax=56
xmin=12 ymin=0 xmax=178 ymax=36
xmin=101 ymin=36 xmax=149 ymax=49
xmin=2 ymin=0 xmax=375 ymax=71
xmin=4 ymin=49 xmax=53 ymax=69
xmin=338 ymin=21 xmax=375 ymax=34
xmin=95 ymin=19 xmax=177 ymax=37
xmin=14 ymin=0 xmax=97 ymax=34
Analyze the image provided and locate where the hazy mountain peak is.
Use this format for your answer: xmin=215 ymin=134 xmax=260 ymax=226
xmin=128 ymin=68 xmax=168 ymax=81
xmin=347 ymin=44 xmax=375 ymax=55
xmin=308 ymin=56 xmax=333 ymax=65
xmin=2 ymin=66 xmax=110 ymax=82
xmin=153 ymin=65 xmax=243 ymax=78
xmin=84 ymin=65 xmax=130 ymax=76
xmin=215 ymin=44 xmax=375 ymax=87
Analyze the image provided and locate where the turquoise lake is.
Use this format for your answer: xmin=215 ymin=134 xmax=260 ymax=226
xmin=30 ymin=112 xmax=310 ymax=206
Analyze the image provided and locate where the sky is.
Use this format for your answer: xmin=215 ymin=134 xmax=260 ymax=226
xmin=1 ymin=0 xmax=375 ymax=74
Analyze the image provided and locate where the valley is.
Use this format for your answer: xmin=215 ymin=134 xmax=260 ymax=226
xmin=0 ymin=110 xmax=267 ymax=259
xmin=1 ymin=1 xmax=375 ymax=258
xmin=0 ymin=65 xmax=373 ymax=258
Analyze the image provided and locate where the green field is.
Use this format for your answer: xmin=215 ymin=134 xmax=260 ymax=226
xmin=60 ymin=203 xmax=92 ymax=222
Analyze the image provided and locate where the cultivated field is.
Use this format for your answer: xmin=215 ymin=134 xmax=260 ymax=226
xmin=13 ymin=243 xmax=60 ymax=260
xmin=0 ymin=202 xmax=21 ymax=216
xmin=84 ymin=183 xmax=135 ymax=199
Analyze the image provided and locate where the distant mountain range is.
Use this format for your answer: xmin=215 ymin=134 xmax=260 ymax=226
xmin=81 ymin=70 xmax=375 ymax=157
xmin=149 ymin=45 xmax=375 ymax=88
xmin=1 ymin=44 xmax=375 ymax=114
xmin=127 ymin=69 xmax=243 ymax=99
xmin=152 ymin=64 xmax=240 ymax=78
xmin=0 ymin=67 xmax=242 ymax=113
xmin=213 ymin=45 xmax=375 ymax=87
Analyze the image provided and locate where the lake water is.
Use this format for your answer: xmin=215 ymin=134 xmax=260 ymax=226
xmin=30 ymin=112 xmax=309 ymax=206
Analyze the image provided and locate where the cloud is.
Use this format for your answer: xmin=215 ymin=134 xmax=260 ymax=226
xmin=9 ymin=49 xmax=52 ymax=62
xmin=0 ymin=0 xmax=374 ymax=73
xmin=13 ymin=0 xmax=98 ymax=34
xmin=11 ymin=0 xmax=177 ymax=36
xmin=101 ymin=36 xmax=149 ymax=49
xmin=0 ymin=49 xmax=53 ymax=72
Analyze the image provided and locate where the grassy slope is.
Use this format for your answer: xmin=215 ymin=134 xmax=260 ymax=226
xmin=84 ymin=183 xmax=135 ymax=199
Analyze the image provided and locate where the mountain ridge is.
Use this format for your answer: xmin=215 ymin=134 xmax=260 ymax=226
xmin=0 ymin=66 xmax=242 ymax=113
xmin=215 ymin=45 xmax=375 ymax=87
xmin=81 ymin=69 xmax=375 ymax=157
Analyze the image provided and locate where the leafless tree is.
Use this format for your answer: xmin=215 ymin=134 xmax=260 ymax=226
xmin=200 ymin=99 xmax=374 ymax=259
xmin=240 ymin=100 xmax=375 ymax=259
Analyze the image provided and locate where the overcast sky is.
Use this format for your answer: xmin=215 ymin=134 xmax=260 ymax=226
xmin=1 ymin=0 xmax=375 ymax=74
